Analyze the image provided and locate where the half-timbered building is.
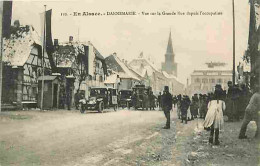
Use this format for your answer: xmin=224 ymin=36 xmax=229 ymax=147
xmin=3 ymin=25 xmax=53 ymax=108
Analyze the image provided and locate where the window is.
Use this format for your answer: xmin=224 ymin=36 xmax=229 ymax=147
xmin=210 ymin=78 xmax=215 ymax=83
xmin=99 ymin=75 xmax=103 ymax=82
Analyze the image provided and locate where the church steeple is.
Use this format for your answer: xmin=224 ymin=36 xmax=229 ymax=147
xmin=162 ymin=30 xmax=177 ymax=77
xmin=166 ymin=31 xmax=173 ymax=54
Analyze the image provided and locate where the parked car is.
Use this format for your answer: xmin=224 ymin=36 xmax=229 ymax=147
xmin=79 ymin=87 xmax=109 ymax=113
xmin=118 ymin=90 xmax=132 ymax=109
xmin=132 ymin=85 xmax=152 ymax=110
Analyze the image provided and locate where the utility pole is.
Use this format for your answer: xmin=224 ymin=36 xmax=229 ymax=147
xmin=0 ymin=1 xmax=3 ymax=113
xmin=232 ymin=0 xmax=236 ymax=86
xmin=40 ymin=5 xmax=46 ymax=110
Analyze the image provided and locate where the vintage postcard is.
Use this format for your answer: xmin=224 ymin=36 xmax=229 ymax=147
xmin=0 ymin=0 xmax=259 ymax=165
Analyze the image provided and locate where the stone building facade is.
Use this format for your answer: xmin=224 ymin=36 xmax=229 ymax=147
xmin=188 ymin=62 xmax=232 ymax=95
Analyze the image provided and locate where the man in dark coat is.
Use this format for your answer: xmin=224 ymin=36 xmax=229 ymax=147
xmin=149 ymin=92 xmax=156 ymax=110
xmin=131 ymin=91 xmax=137 ymax=110
xmin=181 ymin=96 xmax=190 ymax=124
xmin=157 ymin=92 xmax=162 ymax=108
xmin=162 ymin=86 xmax=173 ymax=129
xmin=226 ymin=81 xmax=234 ymax=121
xmin=74 ymin=90 xmax=80 ymax=110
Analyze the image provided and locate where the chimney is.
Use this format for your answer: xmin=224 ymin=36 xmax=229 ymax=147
xmin=69 ymin=36 xmax=73 ymax=43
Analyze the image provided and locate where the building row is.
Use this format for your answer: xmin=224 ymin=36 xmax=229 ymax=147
xmin=2 ymin=23 xmax=184 ymax=110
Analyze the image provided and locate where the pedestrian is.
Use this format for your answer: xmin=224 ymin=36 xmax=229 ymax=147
xmin=186 ymin=96 xmax=192 ymax=121
xmin=226 ymin=81 xmax=234 ymax=121
xmin=180 ymin=96 xmax=189 ymax=124
xmin=176 ymin=94 xmax=182 ymax=119
xmin=161 ymin=86 xmax=173 ymax=129
xmin=203 ymin=88 xmax=226 ymax=145
xmin=193 ymin=94 xmax=199 ymax=118
xmin=199 ymin=95 xmax=207 ymax=119
xmin=149 ymin=91 xmax=156 ymax=110
xmin=74 ymin=90 xmax=80 ymax=110
xmin=158 ymin=92 xmax=162 ymax=109
xmin=131 ymin=91 xmax=137 ymax=110
xmin=238 ymin=84 xmax=260 ymax=139
xmin=190 ymin=96 xmax=197 ymax=120
xmin=173 ymin=96 xmax=177 ymax=108
xmin=143 ymin=91 xmax=149 ymax=110
xmin=232 ymin=85 xmax=241 ymax=121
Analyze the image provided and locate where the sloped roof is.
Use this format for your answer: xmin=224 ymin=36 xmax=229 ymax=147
xmin=105 ymin=54 xmax=140 ymax=81
xmin=114 ymin=56 xmax=140 ymax=80
xmin=128 ymin=58 xmax=160 ymax=77
xmin=3 ymin=25 xmax=41 ymax=66
xmin=93 ymin=47 xmax=105 ymax=60
xmin=162 ymin=71 xmax=183 ymax=84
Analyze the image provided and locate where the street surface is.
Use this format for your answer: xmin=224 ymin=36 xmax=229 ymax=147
xmin=0 ymin=108 xmax=259 ymax=166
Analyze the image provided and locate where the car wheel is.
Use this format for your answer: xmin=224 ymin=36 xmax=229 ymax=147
xmin=98 ymin=102 xmax=104 ymax=113
xmin=80 ymin=103 xmax=85 ymax=114
xmin=114 ymin=104 xmax=117 ymax=111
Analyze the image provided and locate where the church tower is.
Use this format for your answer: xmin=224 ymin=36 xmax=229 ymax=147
xmin=162 ymin=31 xmax=177 ymax=76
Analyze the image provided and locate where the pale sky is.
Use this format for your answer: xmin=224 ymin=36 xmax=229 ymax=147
xmin=12 ymin=0 xmax=250 ymax=84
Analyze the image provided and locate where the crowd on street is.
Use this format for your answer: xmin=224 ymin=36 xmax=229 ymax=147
xmin=159 ymin=81 xmax=260 ymax=145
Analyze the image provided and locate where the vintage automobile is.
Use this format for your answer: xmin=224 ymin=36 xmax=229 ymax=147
xmin=132 ymin=85 xmax=152 ymax=110
xmin=118 ymin=90 xmax=132 ymax=109
xmin=79 ymin=87 xmax=109 ymax=113
xmin=107 ymin=88 xmax=118 ymax=111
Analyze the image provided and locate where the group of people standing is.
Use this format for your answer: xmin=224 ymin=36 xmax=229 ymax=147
xmin=173 ymin=93 xmax=210 ymax=124
xmin=159 ymin=81 xmax=260 ymax=146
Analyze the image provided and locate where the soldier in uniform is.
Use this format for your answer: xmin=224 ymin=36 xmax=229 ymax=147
xmin=162 ymin=86 xmax=173 ymax=129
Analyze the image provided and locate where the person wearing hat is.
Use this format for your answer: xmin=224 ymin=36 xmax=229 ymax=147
xmin=203 ymin=88 xmax=226 ymax=145
xmin=238 ymin=84 xmax=260 ymax=139
xmin=161 ymin=86 xmax=173 ymax=129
